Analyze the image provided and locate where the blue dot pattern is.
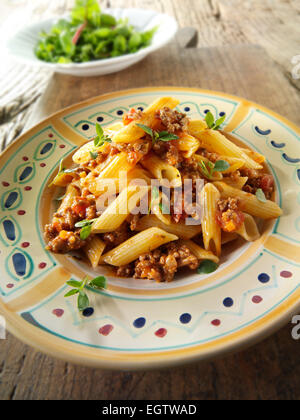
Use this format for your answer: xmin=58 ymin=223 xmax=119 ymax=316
xmin=219 ymin=112 xmax=225 ymax=116
xmin=117 ymin=110 xmax=124 ymax=115
xmin=97 ymin=116 xmax=104 ymax=122
xmin=258 ymin=273 xmax=270 ymax=283
xmin=82 ymin=307 xmax=94 ymax=317
xmin=184 ymin=107 xmax=191 ymax=112
xmin=82 ymin=124 xmax=89 ymax=131
xmin=133 ymin=317 xmax=146 ymax=328
xmin=223 ymin=297 xmax=234 ymax=307
xmin=180 ymin=313 xmax=192 ymax=324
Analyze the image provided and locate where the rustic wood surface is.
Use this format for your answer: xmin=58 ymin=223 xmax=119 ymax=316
xmin=1 ymin=0 xmax=300 ymax=401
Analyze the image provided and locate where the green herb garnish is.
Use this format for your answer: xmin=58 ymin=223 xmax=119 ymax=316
xmin=199 ymin=159 xmax=230 ymax=179
xmin=48 ymin=158 xmax=76 ymax=187
xmin=256 ymin=188 xmax=267 ymax=203
xmin=197 ymin=260 xmax=219 ymax=274
xmin=136 ymin=123 xmax=179 ymax=144
xmin=34 ymin=0 xmax=158 ymax=64
xmin=75 ymin=218 xmax=98 ymax=240
xmin=94 ymin=123 xmax=112 ymax=148
xmin=205 ymin=111 xmax=226 ymax=130
xmin=64 ymin=275 xmax=107 ymax=311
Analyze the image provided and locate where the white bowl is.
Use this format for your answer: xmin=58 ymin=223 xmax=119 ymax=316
xmin=5 ymin=8 xmax=178 ymax=77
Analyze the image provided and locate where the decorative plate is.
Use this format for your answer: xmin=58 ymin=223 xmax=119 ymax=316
xmin=0 ymin=87 xmax=299 ymax=370
xmin=5 ymin=8 xmax=178 ymax=77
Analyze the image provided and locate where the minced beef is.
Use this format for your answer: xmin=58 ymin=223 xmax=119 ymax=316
xmin=134 ymin=242 xmax=198 ymax=282
xmin=156 ymin=107 xmax=189 ymax=133
xmin=218 ymin=197 xmax=239 ymax=212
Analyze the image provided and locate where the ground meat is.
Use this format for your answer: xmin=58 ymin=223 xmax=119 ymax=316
xmin=114 ymin=140 xmax=151 ymax=165
xmin=134 ymin=242 xmax=198 ymax=282
xmin=241 ymin=169 xmax=274 ymax=199
xmin=156 ymin=107 xmax=189 ymax=133
xmin=198 ymin=148 xmax=220 ymax=163
xmin=152 ymin=141 xmax=182 ymax=166
xmin=46 ymin=230 xmax=86 ymax=253
xmin=102 ymin=223 xmax=130 ymax=248
xmin=218 ymin=197 xmax=239 ymax=212
xmin=116 ymin=264 xmax=135 ymax=277
xmin=128 ymin=214 xmax=140 ymax=231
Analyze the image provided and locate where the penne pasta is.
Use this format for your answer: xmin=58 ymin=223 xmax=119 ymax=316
xmin=84 ymin=236 xmax=106 ymax=268
xmin=222 ymin=176 xmax=248 ymax=190
xmin=97 ymin=152 xmax=136 ymax=180
xmin=175 ymin=133 xmax=201 ymax=158
xmin=190 ymin=128 xmax=262 ymax=170
xmin=134 ymin=214 xmax=202 ymax=239
xmin=92 ymin=186 xmax=149 ymax=233
xmin=141 ymin=152 xmax=182 ymax=187
xmin=241 ymin=148 xmax=266 ymax=164
xmin=101 ymin=227 xmax=178 ymax=266
xmin=57 ymin=184 xmax=78 ymax=213
xmin=236 ymin=213 xmax=260 ymax=241
xmin=221 ymin=231 xmax=239 ymax=244
xmin=214 ymin=182 xmax=283 ymax=219
xmin=179 ymin=239 xmax=219 ymax=263
xmin=200 ymin=183 xmax=221 ymax=256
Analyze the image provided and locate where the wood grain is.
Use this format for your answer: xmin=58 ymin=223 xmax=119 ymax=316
xmin=1 ymin=41 xmax=299 ymax=400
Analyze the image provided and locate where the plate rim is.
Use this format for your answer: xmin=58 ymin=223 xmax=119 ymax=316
xmin=1 ymin=86 xmax=300 ymax=370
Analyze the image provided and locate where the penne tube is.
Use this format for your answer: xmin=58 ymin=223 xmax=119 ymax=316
xmin=175 ymin=133 xmax=201 ymax=158
xmin=97 ymin=152 xmax=136 ymax=180
xmin=236 ymin=213 xmax=260 ymax=241
xmin=218 ymin=156 xmax=245 ymax=174
xmin=57 ymin=184 xmax=78 ymax=213
xmin=190 ymin=128 xmax=262 ymax=170
xmin=222 ymin=176 xmax=248 ymax=190
xmin=179 ymin=239 xmax=219 ymax=263
xmin=221 ymin=231 xmax=239 ymax=244
xmin=112 ymin=97 xmax=180 ymax=143
xmin=134 ymin=214 xmax=202 ymax=239
xmin=95 ymin=165 xmax=152 ymax=195
xmin=241 ymin=148 xmax=266 ymax=164
xmin=214 ymin=181 xmax=283 ymax=219
xmin=200 ymin=183 xmax=221 ymax=256
xmin=101 ymin=227 xmax=178 ymax=266
xmin=188 ymin=119 xmax=208 ymax=136
xmin=84 ymin=236 xmax=106 ymax=268
xmin=141 ymin=152 xmax=182 ymax=187
xmin=92 ymin=186 xmax=149 ymax=233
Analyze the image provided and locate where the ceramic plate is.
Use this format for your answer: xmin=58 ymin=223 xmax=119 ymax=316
xmin=5 ymin=8 xmax=178 ymax=77
xmin=1 ymin=87 xmax=300 ymax=370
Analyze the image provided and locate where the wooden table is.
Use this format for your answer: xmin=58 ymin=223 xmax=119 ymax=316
xmin=1 ymin=0 xmax=300 ymax=401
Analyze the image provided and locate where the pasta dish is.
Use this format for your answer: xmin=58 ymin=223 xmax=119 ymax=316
xmin=44 ymin=97 xmax=282 ymax=282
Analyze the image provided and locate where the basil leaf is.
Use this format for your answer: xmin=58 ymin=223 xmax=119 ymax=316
xmin=90 ymin=150 xmax=98 ymax=159
xmin=95 ymin=122 xmax=104 ymax=139
xmin=213 ymin=160 xmax=230 ymax=172
xmin=64 ymin=289 xmax=79 ymax=297
xmin=197 ymin=260 xmax=219 ymax=274
xmin=66 ymin=280 xmax=83 ymax=288
xmin=75 ymin=218 xmax=98 ymax=228
xmin=89 ymin=276 xmax=107 ymax=290
xmin=80 ymin=224 xmax=92 ymax=240
xmin=199 ymin=160 xmax=212 ymax=179
xmin=256 ymin=188 xmax=267 ymax=203
xmin=213 ymin=114 xmax=226 ymax=130
xmin=77 ymin=292 xmax=89 ymax=311
xmin=158 ymin=133 xmax=179 ymax=141
xmin=205 ymin=111 xmax=215 ymax=129
xmin=136 ymin=123 xmax=153 ymax=137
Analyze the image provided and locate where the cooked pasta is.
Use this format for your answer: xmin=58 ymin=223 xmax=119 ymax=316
xmin=45 ymin=97 xmax=282 ymax=282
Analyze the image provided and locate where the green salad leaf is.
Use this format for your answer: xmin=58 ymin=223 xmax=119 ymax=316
xmin=35 ymin=0 xmax=158 ymax=64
